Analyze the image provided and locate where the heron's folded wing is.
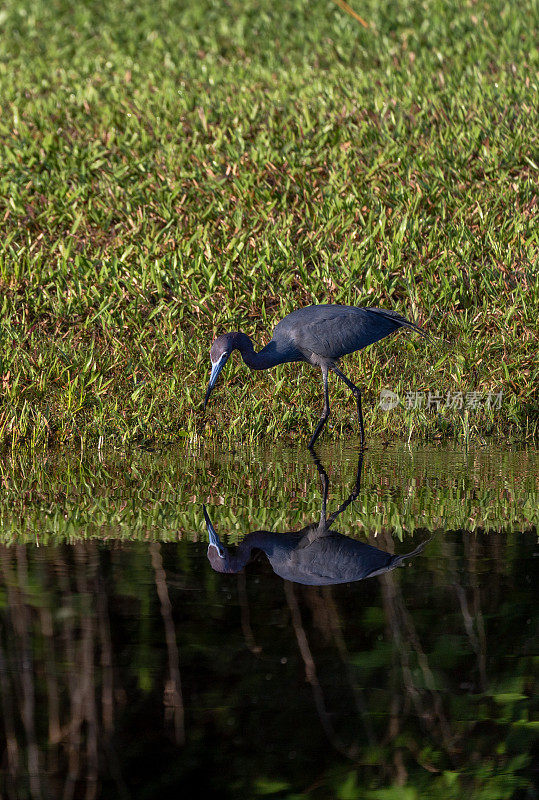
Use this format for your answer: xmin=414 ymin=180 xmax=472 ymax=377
xmin=291 ymin=307 xmax=404 ymax=360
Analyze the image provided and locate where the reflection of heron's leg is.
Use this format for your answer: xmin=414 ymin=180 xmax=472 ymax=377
xmin=351 ymin=451 xmax=364 ymax=498
xmin=308 ymin=365 xmax=330 ymax=449
xmin=330 ymin=364 xmax=365 ymax=448
xmin=326 ymin=451 xmax=365 ymax=526
xmin=308 ymin=446 xmax=329 ymax=525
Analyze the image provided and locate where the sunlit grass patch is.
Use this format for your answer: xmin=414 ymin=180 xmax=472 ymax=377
xmin=0 ymin=0 xmax=537 ymax=449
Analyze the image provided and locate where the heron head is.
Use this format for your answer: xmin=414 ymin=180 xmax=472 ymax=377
xmin=203 ymin=505 xmax=229 ymax=573
xmin=203 ymin=334 xmax=235 ymax=410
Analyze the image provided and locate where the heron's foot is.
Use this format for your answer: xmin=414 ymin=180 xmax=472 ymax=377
xmin=353 ymin=433 xmax=367 ymax=451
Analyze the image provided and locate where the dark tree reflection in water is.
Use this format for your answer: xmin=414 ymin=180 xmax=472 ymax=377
xmin=0 ymin=533 xmax=536 ymax=799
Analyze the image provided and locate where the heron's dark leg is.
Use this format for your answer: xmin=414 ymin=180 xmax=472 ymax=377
xmin=330 ymin=365 xmax=366 ymax=448
xmin=308 ymin=365 xmax=330 ymax=450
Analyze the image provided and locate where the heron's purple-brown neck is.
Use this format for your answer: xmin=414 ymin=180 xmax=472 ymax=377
xmin=204 ymin=330 xmax=303 ymax=410
xmin=207 ymin=536 xmax=259 ymax=574
xmin=205 ymin=505 xmax=263 ymax=574
xmin=213 ymin=331 xmax=292 ymax=371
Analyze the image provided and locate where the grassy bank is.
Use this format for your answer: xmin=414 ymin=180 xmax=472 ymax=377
xmin=0 ymin=0 xmax=537 ymax=449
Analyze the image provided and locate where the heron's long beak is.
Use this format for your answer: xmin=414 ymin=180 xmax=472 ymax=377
xmin=203 ymin=504 xmax=222 ymax=550
xmin=203 ymin=353 xmax=229 ymax=410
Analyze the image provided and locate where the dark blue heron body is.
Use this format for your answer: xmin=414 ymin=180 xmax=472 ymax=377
xmin=204 ymin=304 xmax=428 ymax=447
xmin=204 ymin=517 xmax=425 ymax=585
xmin=271 ymin=305 xmax=422 ymax=361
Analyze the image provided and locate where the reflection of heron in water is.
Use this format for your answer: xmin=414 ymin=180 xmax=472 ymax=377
xmin=204 ymin=452 xmax=428 ymax=586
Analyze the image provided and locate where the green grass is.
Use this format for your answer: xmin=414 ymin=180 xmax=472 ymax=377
xmin=0 ymin=0 xmax=537 ymax=449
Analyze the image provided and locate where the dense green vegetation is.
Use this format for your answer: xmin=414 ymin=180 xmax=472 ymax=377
xmin=0 ymin=0 xmax=537 ymax=448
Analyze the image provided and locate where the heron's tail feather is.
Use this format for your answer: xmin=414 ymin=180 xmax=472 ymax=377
xmin=368 ymin=308 xmax=434 ymax=343
xmin=394 ymin=536 xmax=432 ymax=566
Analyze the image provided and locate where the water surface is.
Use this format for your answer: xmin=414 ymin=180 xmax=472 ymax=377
xmin=1 ymin=442 xmax=537 ymax=541
xmin=0 ymin=443 xmax=536 ymax=798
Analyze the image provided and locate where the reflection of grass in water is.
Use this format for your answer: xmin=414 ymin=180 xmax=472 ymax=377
xmin=0 ymin=443 xmax=536 ymax=543
xmin=0 ymin=0 xmax=537 ymax=449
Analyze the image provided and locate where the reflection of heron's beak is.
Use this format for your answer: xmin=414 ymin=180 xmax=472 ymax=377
xmin=203 ymin=504 xmax=222 ymax=549
xmin=203 ymin=353 xmax=229 ymax=410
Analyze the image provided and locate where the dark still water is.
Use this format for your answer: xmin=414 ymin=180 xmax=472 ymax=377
xmin=0 ymin=444 xmax=537 ymax=799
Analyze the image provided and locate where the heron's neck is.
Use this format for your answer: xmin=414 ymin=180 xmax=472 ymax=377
xmin=231 ymin=332 xmax=284 ymax=370
xmin=223 ymin=536 xmax=262 ymax=573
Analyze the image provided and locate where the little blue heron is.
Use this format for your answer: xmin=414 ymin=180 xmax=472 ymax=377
xmin=203 ymin=452 xmax=429 ymax=585
xmin=204 ymin=304 xmax=428 ymax=448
